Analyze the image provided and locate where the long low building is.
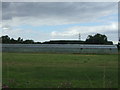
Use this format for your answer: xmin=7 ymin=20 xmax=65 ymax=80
xmin=2 ymin=44 xmax=118 ymax=54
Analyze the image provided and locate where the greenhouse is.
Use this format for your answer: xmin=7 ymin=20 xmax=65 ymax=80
xmin=2 ymin=44 xmax=118 ymax=54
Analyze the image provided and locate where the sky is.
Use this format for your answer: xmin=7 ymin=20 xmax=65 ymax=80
xmin=1 ymin=2 xmax=118 ymax=44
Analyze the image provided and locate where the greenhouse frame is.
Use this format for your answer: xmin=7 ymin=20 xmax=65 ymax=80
xmin=2 ymin=44 xmax=118 ymax=54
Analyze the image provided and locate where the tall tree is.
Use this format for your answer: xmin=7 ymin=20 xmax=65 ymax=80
xmin=10 ymin=38 xmax=17 ymax=44
xmin=2 ymin=35 xmax=11 ymax=43
xmin=85 ymin=33 xmax=113 ymax=45
xmin=117 ymin=37 xmax=120 ymax=50
xmin=17 ymin=37 xmax=23 ymax=43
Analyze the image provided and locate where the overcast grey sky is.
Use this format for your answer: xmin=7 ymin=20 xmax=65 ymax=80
xmin=2 ymin=2 xmax=118 ymax=43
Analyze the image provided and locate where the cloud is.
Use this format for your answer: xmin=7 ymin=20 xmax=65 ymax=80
xmin=2 ymin=25 xmax=11 ymax=30
xmin=51 ymin=29 xmax=79 ymax=37
xmin=2 ymin=28 xmax=52 ymax=42
xmin=50 ymin=22 xmax=118 ymax=44
xmin=2 ymin=2 xmax=118 ymax=26
xmin=2 ymin=22 xmax=118 ymax=43
xmin=51 ymin=22 xmax=118 ymax=37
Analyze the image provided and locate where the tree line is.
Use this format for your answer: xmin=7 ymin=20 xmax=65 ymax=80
xmin=0 ymin=33 xmax=115 ymax=45
xmin=0 ymin=35 xmax=41 ymax=44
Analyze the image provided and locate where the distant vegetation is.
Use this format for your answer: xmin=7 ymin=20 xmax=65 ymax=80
xmin=0 ymin=33 xmax=115 ymax=45
xmin=118 ymin=41 xmax=120 ymax=51
xmin=44 ymin=33 xmax=113 ymax=45
xmin=0 ymin=35 xmax=41 ymax=44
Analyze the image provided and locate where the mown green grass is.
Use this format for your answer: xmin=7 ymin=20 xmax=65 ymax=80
xmin=2 ymin=53 xmax=118 ymax=88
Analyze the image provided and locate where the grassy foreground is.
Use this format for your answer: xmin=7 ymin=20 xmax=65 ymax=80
xmin=2 ymin=53 xmax=118 ymax=88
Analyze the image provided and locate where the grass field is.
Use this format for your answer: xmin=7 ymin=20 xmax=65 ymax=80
xmin=2 ymin=53 xmax=118 ymax=88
